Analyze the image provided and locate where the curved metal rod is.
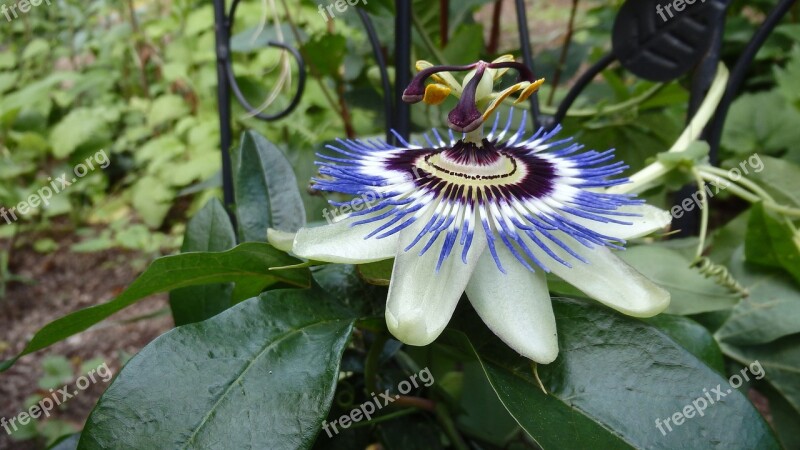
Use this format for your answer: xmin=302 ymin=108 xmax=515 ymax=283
xmin=514 ymin=0 xmax=541 ymax=129
xmin=394 ymin=0 xmax=413 ymax=142
xmin=224 ymin=0 xmax=307 ymax=121
xmin=358 ymin=8 xmax=394 ymax=142
xmin=550 ymin=52 xmax=616 ymax=127
xmin=705 ymin=0 xmax=798 ymax=165
xmin=225 ymin=41 xmax=306 ymax=121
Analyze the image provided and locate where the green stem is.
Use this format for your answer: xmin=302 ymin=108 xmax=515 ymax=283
xmin=692 ymin=168 xmax=710 ymax=260
xmin=348 ymin=408 xmax=418 ymax=429
xmin=699 ymin=172 xmax=761 ymax=203
xmin=365 ymin=333 xmax=389 ymax=396
xmin=503 ymin=81 xmax=664 ymax=117
xmin=699 ymin=167 xmax=800 ymax=218
xmin=436 ymin=403 xmax=469 ymax=450
xmin=700 ymin=165 xmax=774 ymax=202
xmin=609 ymin=64 xmax=729 ymax=195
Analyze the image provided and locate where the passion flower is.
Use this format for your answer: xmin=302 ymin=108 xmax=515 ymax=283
xmin=270 ymin=57 xmax=671 ymax=363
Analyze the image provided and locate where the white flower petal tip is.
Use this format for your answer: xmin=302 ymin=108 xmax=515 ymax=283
xmin=466 ymin=246 xmax=559 ymax=364
xmin=547 ymin=245 xmax=671 ymax=318
xmin=290 ymin=214 xmax=399 ymax=264
xmin=385 ymin=308 xmax=439 ymax=346
xmin=266 ymin=228 xmax=296 ymax=253
xmin=384 ymin=214 xmax=487 ymax=348
xmin=620 ymin=204 xmax=672 ymax=239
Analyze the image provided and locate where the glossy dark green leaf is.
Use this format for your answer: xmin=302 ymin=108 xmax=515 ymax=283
xmin=721 ymin=334 xmax=800 ymax=416
xmin=745 ymin=203 xmax=800 ymax=284
xmin=79 ymin=289 xmax=355 ymax=449
xmin=444 ymin=298 xmax=780 ymax=450
xmin=716 ymin=247 xmax=800 ymax=346
xmin=312 ymin=264 xmax=384 ymax=317
xmin=169 ymin=198 xmax=237 ymax=326
xmin=233 ymin=130 xmax=306 ymax=241
xmin=0 ymin=243 xmax=309 ymax=372
xmin=47 ymin=433 xmax=79 ymax=450
xmin=645 ymin=314 xmax=725 ymax=374
xmin=456 ymin=362 xmax=521 ymax=447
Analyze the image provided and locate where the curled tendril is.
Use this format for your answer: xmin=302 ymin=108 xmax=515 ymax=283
xmin=692 ymin=257 xmax=749 ymax=297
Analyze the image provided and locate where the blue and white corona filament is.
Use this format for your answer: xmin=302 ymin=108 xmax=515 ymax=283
xmin=270 ymin=57 xmax=671 ymax=364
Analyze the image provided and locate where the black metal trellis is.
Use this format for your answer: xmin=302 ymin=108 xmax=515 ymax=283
xmin=212 ymin=0 xmax=798 ymax=232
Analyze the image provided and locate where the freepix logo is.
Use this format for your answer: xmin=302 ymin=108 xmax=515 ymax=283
xmin=655 ymin=0 xmax=708 ymax=22
xmin=1 ymin=0 xmax=51 ymax=22
xmin=322 ymin=367 xmax=434 ymax=437
xmin=0 ymin=149 xmax=110 ymax=225
xmin=317 ymin=0 xmax=367 ymax=22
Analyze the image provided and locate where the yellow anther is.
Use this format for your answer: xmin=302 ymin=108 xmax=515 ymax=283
xmin=514 ymin=78 xmax=545 ymax=103
xmin=482 ymin=82 xmax=527 ymax=121
xmin=423 ymin=83 xmax=452 ymax=105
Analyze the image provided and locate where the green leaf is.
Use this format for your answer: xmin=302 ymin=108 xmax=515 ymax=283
xmin=745 ymin=203 xmax=800 ymax=284
xmin=715 ymin=247 xmax=800 ymax=346
xmin=618 ymin=246 xmax=741 ymax=315
xmin=131 ymin=175 xmax=174 ymax=229
xmin=301 ymin=33 xmax=346 ymax=78
xmin=22 ymin=38 xmax=50 ymax=59
xmin=442 ymin=24 xmax=484 ymax=65
xmin=148 ymin=94 xmax=190 ymax=127
xmin=721 ymin=335 xmax=800 ymax=416
xmin=748 ymin=155 xmax=800 ymax=208
xmin=49 ymin=108 xmax=109 ymax=158
xmin=645 ymin=314 xmax=725 ymax=373
xmin=233 ymin=131 xmax=306 ymax=241
xmin=46 ymin=433 xmax=80 ymax=450
xmin=38 ymin=355 xmax=74 ymax=389
xmin=0 ymin=243 xmax=309 ymax=372
xmin=444 ymin=298 xmax=779 ymax=449
xmin=169 ymin=198 xmax=237 ymax=326
xmin=722 ymin=91 xmax=800 ymax=156
xmin=80 ymin=289 xmax=355 ymax=449
xmin=655 ymin=140 xmax=710 ymax=169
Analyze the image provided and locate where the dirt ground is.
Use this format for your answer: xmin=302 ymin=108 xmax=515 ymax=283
xmin=0 ymin=232 xmax=173 ymax=450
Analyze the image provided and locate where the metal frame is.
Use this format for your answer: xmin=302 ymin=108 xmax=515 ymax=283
xmin=212 ymin=0 xmax=798 ymax=229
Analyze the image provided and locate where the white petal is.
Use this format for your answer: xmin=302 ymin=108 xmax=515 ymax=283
xmin=568 ymin=204 xmax=671 ymax=240
xmin=538 ymin=241 xmax=670 ymax=317
xmin=466 ymin=245 xmax=558 ymax=363
xmin=291 ymin=214 xmax=398 ymax=264
xmin=266 ymin=228 xmax=296 ymax=253
xmin=385 ymin=217 xmax=487 ymax=346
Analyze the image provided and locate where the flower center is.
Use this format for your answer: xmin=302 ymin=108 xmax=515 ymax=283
xmin=414 ymin=140 xmax=527 ymax=188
